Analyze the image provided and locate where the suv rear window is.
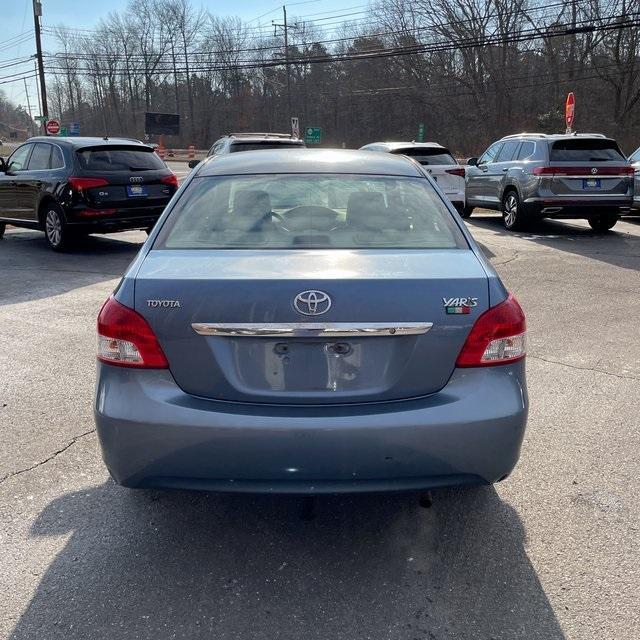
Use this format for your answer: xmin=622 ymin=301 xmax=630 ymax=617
xmin=392 ymin=148 xmax=456 ymax=165
xmin=76 ymin=146 xmax=165 ymax=171
xmin=229 ymin=142 xmax=305 ymax=152
xmin=155 ymin=174 xmax=466 ymax=250
xmin=550 ymin=139 xmax=625 ymax=162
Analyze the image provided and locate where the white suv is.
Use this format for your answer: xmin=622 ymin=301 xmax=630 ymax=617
xmin=360 ymin=141 xmax=466 ymax=213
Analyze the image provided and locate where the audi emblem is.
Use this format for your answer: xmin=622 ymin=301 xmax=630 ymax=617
xmin=130 ymin=176 xmax=144 ymax=183
xmin=294 ymin=290 xmax=332 ymax=316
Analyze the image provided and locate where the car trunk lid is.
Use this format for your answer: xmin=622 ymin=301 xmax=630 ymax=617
xmin=134 ymin=249 xmax=490 ymax=404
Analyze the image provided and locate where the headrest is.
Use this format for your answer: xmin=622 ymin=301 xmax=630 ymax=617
xmin=233 ymin=190 xmax=271 ymax=216
xmin=230 ymin=189 xmax=273 ymax=232
xmin=346 ymin=191 xmax=387 ymax=230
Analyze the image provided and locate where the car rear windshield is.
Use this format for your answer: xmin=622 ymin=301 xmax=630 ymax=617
xmin=550 ymin=139 xmax=625 ymax=162
xmin=155 ymin=174 xmax=466 ymax=250
xmin=392 ymin=148 xmax=457 ymax=165
xmin=76 ymin=146 xmax=166 ymax=171
xmin=230 ymin=142 xmax=305 ymax=152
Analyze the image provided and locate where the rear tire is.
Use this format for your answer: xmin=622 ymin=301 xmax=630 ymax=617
xmin=44 ymin=204 xmax=72 ymax=251
xmin=0 ymin=222 xmax=5 ymax=239
xmin=588 ymin=213 xmax=618 ymax=232
xmin=502 ymin=190 xmax=526 ymax=231
xmin=460 ymin=206 xmax=474 ymax=219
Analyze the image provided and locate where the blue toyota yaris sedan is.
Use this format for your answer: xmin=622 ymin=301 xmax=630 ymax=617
xmin=94 ymin=149 xmax=528 ymax=493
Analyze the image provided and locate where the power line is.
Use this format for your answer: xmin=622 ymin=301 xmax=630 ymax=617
xmin=38 ymin=11 xmax=640 ymax=77
xmin=39 ymin=1 xmax=582 ymax=63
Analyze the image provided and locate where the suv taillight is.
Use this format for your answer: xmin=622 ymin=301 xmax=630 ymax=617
xmin=533 ymin=166 xmax=634 ymax=176
xmin=456 ymin=294 xmax=526 ymax=367
xmin=97 ymin=297 xmax=168 ymax=368
xmin=68 ymin=177 xmax=109 ymax=192
xmin=445 ymin=167 xmax=466 ymax=177
xmin=161 ymin=173 xmax=179 ymax=189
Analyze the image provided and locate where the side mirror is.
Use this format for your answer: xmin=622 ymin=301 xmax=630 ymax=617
xmin=467 ymin=157 xmax=478 ymax=166
xmin=188 ymin=159 xmax=201 ymax=169
xmin=0 ymin=157 xmax=6 ymax=173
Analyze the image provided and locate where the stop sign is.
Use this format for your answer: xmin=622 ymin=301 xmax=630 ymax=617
xmin=565 ymin=93 xmax=575 ymax=130
xmin=45 ymin=119 xmax=61 ymax=135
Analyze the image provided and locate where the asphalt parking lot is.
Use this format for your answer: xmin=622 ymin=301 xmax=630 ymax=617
xmin=0 ymin=212 xmax=639 ymax=639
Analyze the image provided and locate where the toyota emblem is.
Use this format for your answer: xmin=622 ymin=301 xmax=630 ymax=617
xmin=591 ymin=168 xmax=598 ymax=175
xmin=294 ymin=290 xmax=332 ymax=316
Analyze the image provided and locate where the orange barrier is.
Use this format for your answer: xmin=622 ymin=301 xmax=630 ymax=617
xmin=188 ymin=145 xmax=195 ymax=159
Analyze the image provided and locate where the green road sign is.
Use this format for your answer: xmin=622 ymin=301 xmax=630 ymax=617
xmin=59 ymin=127 xmax=68 ymax=137
xmin=417 ymin=122 xmax=425 ymax=142
xmin=304 ymin=126 xmax=322 ymax=144
xmin=35 ymin=115 xmax=47 ymax=123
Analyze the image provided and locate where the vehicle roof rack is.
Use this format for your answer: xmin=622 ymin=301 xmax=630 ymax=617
xmin=228 ymin=132 xmax=294 ymax=139
xmin=501 ymin=132 xmax=608 ymax=140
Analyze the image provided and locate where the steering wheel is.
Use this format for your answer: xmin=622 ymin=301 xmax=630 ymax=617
xmin=280 ymin=206 xmax=339 ymax=232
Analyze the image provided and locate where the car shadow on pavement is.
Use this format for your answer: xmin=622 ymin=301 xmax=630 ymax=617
xmin=0 ymin=230 xmax=143 ymax=306
xmin=10 ymin=483 xmax=565 ymax=640
xmin=467 ymin=213 xmax=640 ymax=272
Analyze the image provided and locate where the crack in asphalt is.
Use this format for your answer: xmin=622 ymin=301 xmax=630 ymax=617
xmin=529 ymin=354 xmax=640 ymax=381
xmin=0 ymin=428 xmax=96 ymax=486
xmin=492 ymin=251 xmax=519 ymax=266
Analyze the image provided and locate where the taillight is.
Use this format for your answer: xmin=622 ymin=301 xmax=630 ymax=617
xmin=456 ymin=294 xmax=526 ymax=367
xmin=532 ymin=167 xmax=555 ymax=175
xmin=97 ymin=297 xmax=168 ymax=368
xmin=533 ymin=166 xmax=634 ymax=176
xmin=445 ymin=167 xmax=466 ymax=177
xmin=68 ymin=177 xmax=109 ymax=192
xmin=161 ymin=173 xmax=179 ymax=189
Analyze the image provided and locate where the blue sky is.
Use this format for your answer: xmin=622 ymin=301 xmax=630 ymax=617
xmin=2 ymin=0 xmax=355 ymax=113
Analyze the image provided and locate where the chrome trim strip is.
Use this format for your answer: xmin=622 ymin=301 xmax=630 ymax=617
xmin=524 ymin=194 xmax=631 ymax=202
xmin=192 ymin=322 xmax=433 ymax=338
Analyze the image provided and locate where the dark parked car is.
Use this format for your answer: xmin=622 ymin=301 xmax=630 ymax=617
xmin=0 ymin=136 xmax=179 ymax=250
xmin=465 ymin=133 xmax=634 ymax=231
xmin=95 ymin=149 xmax=528 ymax=494
xmin=188 ymin=132 xmax=305 ymax=168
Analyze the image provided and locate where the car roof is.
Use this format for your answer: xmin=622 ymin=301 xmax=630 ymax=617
xmin=25 ymin=136 xmax=152 ymax=149
xmin=196 ymin=148 xmax=423 ymax=177
xmin=364 ymin=141 xmax=448 ymax=151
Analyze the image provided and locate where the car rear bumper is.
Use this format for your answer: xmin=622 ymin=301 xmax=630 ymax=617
xmin=67 ymin=209 xmax=165 ymax=232
xmin=95 ymin=361 xmax=528 ymax=493
xmin=523 ymin=195 xmax=632 ymax=217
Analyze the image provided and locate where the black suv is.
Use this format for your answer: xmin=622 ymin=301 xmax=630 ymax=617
xmin=0 ymin=136 xmax=178 ymax=250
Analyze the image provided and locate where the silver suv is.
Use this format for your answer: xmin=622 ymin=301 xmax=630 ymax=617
xmin=188 ymin=133 xmax=305 ymax=168
xmin=465 ymin=133 xmax=634 ymax=231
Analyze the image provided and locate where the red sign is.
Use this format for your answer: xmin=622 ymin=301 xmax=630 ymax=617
xmin=45 ymin=119 xmax=61 ymax=135
xmin=565 ymin=93 xmax=575 ymax=131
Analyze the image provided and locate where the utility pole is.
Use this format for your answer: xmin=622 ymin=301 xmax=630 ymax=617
xmin=273 ymin=5 xmax=297 ymax=121
xmin=32 ymin=0 xmax=48 ymax=132
xmin=23 ymin=78 xmax=34 ymax=137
